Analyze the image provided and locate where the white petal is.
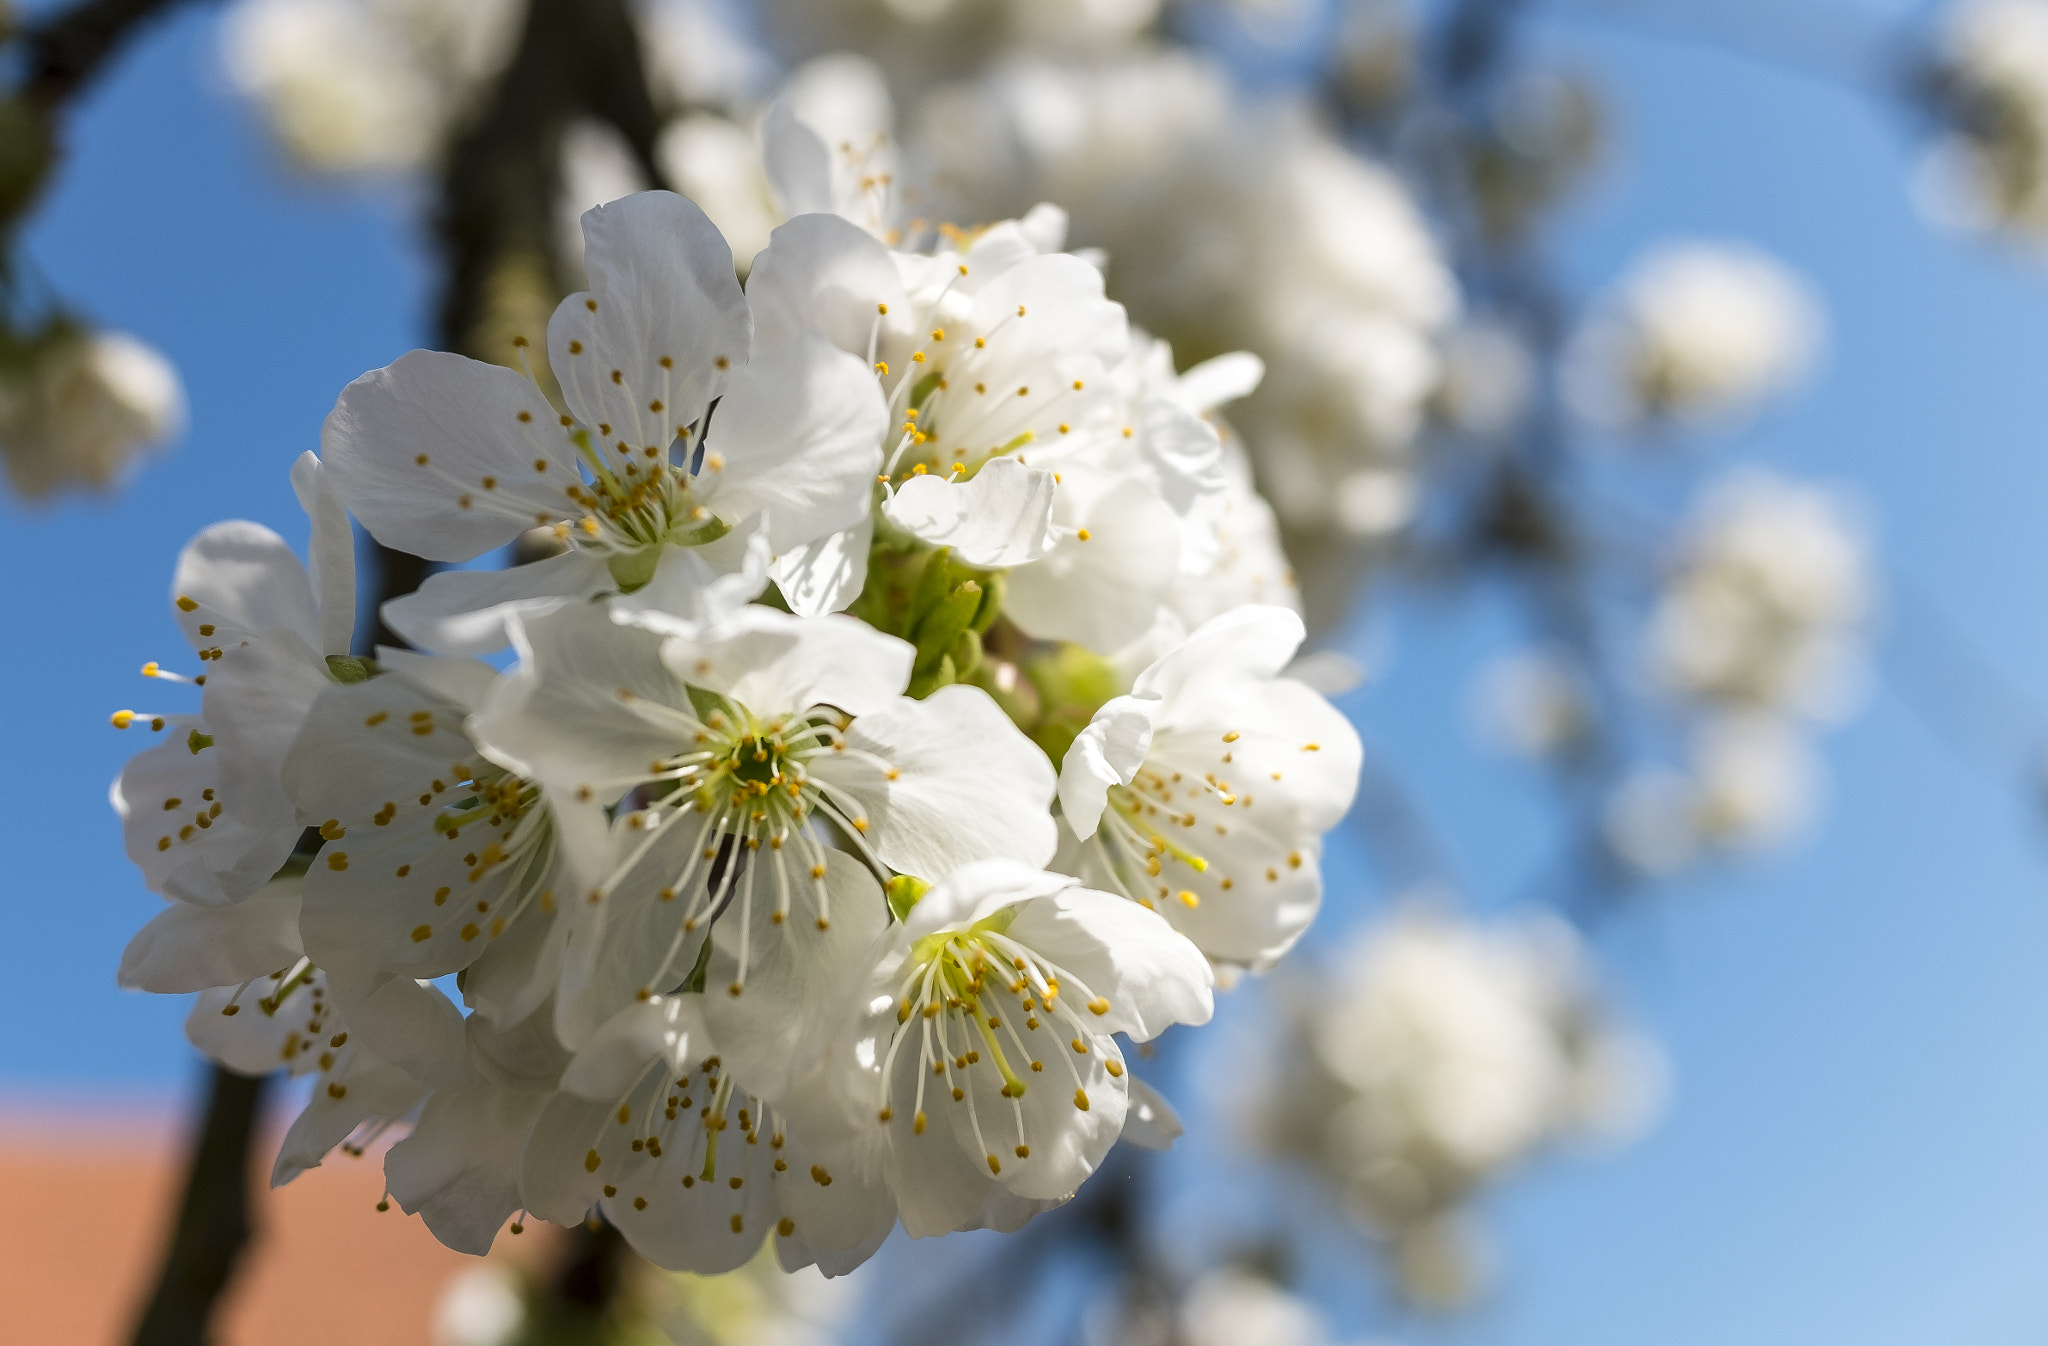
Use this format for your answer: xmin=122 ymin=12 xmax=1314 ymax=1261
xmin=1057 ymin=695 xmax=1159 ymax=840
xmin=375 ymin=648 xmax=502 ymax=713
xmin=464 ymin=999 xmax=573 ymax=1090
xmin=1119 ymin=1076 xmax=1183 ymax=1151
xmin=946 ymin=1012 xmax=1125 ymax=1202
xmin=323 ymin=349 xmax=584 ymax=562
xmin=112 ymin=732 xmax=299 ymax=906
xmin=1003 ymin=470 xmax=1180 ymax=651
xmin=662 ymin=606 xmax=911 ymax=718
xmin=470 ymin=600 xmax=689 ymax=792
xmin=386 ymin=1080 xmax=551 ymax=1255
xmin=547 ymin=191 xmax=751 ymax=449
xmin=186 ymin=973 xmax=328 ymax=1078
xmin=698 ymin=333 xmax=885 ymax=553
xmin=1002 ymin=887 xmax=1214 ymax=1041
xmin=273 ymin=1048 xmax=425 ymax=1185
xmin=550 ymin=812 xmax=727 ymax=1049
xmin=747 ymin=211 xmax=908 ymax=359
xmin=770 ymin=515 xmax=871 ymax=617
xmin=877 ymin=1031 xmax=995 ymax=1237
xmin=518 ymin=1089 xmax=609 ymax=1225
xmin=761 ymin=101 xmax=834 ymax=219
xmin=324 ymin=969 xmax=471 ymax=1091
xmin=172 ymin=520 xmax=318 ymax=653
xmin=881 ymin=458 xmax=1057 ymax=568
xmin=561 ymin=995 xmax=712 ymax=1101
xmin=379 ymin=549 xmax=614 ymax=657
xmin=119 ymin=879 xmax=301 ymax=993
xmin=1133 ymin=604 xmax=1307 ymax=703
xmin=899 ymin=858 xmax=1072 ymax=940
xmin=458 ymin=919 xmax=570 ymax=1047
xmin=1151 ymin=676 xmax=1362 ymax=835
xmin=289 ymin=450 xmax=358 ymax=656
xmin=1137 ymin=398 xmax=1226 ymax=516
xmin=1171 ymin=351 xmax=1265 ymax=413
xmin=809 ymin=685 xmax=1058 ymax=878
xmin=203 ymin=631 xmax=331 ymax=831
xmin=702 ymin=850 xmax=889 ymax=1102
xmin=613 ymin=523 xmax=771 ymax=633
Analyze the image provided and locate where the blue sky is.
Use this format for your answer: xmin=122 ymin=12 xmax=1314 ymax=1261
xmin=4 ymin=3 xmax=2047 ymax=1343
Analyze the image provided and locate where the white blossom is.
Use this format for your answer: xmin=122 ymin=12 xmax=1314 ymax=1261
xmin=1055 ymin=606 xmax=1361 ymax=971
xmin=835 ymin=860 xmax=1212 ymax=1237
xmin=1565 ymin=242 xmax=1822 ymax=430
xmin=521 ymin=995 xmax=893 ymax=1275
xmin=112 ymin=451 xmax=356 ymax=905
xmin=470 ymin=600 xmax=1055 ymax=1077
xmin=1650 ymin=469 xmax=1869 ymax=719
xmin=0 ymin=330 xmax=185 ymax=500
xmin=324 ymin=192 xmax=886 ymax=650
xmin=221 ymin=0 xmax=520 ymax=176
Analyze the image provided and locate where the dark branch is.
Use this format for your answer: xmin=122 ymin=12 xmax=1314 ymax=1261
xmin=16 ymin=0 xmax=205 ymax=110
xmin=128 ymin=1066 xmax=268 ymax=1346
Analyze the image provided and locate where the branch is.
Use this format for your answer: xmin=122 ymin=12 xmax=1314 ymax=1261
xmin=128 ymin=1066 xmax=268 ymax=1346
xmin=16 ymin=0 xmax=206 ymax=111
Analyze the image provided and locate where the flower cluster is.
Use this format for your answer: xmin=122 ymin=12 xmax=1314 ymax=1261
xmin=109 ymin=185 xmax=1361 ymax=1274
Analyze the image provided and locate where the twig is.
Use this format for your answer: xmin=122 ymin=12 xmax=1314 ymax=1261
xmin=128 ymin=1066 xmax=269 ymax=1346
xmin=16 ymin=0 xmax=207 ymax=111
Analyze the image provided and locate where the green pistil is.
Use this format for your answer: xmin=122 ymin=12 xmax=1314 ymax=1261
xmin=1112 ymin=791 xmax=1209 ymax=872
xmin=972 ymin=1001 xmax=1028 ymax=1098
xmin=261 ymin=962 xmax=315 ymax=1016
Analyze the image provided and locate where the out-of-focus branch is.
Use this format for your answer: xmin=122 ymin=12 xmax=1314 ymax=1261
xmin=432 ymin=0 xmax=664 ymax=355
xmin=0 ymin=0 xmax=210 ymax=243
xmin=128 ymin=1066 xmax=268 ymax=1346
xmin=365 ymin=0 xmax=668 ymax=650
xmin=17 ymin=0 xmax=206 ymax=111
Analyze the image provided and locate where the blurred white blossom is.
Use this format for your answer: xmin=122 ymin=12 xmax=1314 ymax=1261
xmin=1919 ymin=0 xmax=2048 ymax=238
xmin=0 ymin=329 xmax=185 ymax=499
xmin=1565 ymin=242 xmax=1822 ymax=430
xmin=1650 ymin=469 xmax=1870 ymax=719
xmin=433 ymin=1264 xmax=526 ymax=1346
xmin=222 ymin=0 xmax=521 ymax=175
xmin=1266 ymin=904 xmax=1660 ymax=1305
xmin=1180 ymin=1269 xmax=1331 ymax=1346
xmin=1474 ymin=649 xmax=1593 ymax=760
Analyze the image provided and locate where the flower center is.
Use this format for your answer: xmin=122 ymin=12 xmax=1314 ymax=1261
xmin=578 ymin=1052 xmax=794 ymax=1237
xmin=879 ymin=914 xmax=1121 ymax=1175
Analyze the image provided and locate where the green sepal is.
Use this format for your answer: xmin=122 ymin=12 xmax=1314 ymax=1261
xmin=885 ymin=874 xmax=932 ymax=922
xmin=970 ymin=571 xmax=1006 ymax=634
xmin=946 ymin=629 xmax=981 ymax=680
xmin=606 ymin=547 xmax=662 ymax=593
xmin=1023 ymin=643 xmax=1123 ymax=766
xmin=665 ymin=513 xmax=733 ymax=549
xmin=324 ymin=654 xmax=379 ymax=684
xmin=908 ymin=546 xmax=956 ymax=629
xmin=906 ymin=653 xmax=957 ymax=700
xmin=912 ymin=581 xmax=981 ymax=676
